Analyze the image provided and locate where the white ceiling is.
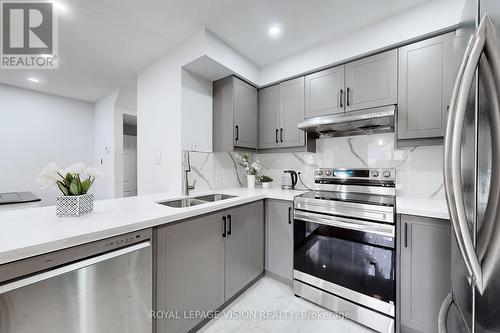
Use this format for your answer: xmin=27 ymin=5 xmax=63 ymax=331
xmin=0 ymin=0 xmax=436 ymax=102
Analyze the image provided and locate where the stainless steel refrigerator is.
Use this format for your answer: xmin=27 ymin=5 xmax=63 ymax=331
xmin=441 ymin=0 xmax=500 ymax=332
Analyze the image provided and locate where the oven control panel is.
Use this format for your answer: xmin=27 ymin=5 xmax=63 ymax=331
xmin=314 ymin=168 xmax=395 ymax=181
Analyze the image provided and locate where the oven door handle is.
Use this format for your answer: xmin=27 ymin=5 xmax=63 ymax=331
xmin=294 ymin=210 xmax=394 ymax=238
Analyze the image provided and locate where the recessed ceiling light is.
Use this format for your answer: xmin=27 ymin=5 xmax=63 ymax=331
xmin=268 ymin=25 xmax=282 ymax=38
xmin=28 ymin=77 xmax=40 ymax=83
xmin=52 ymin=1 xmax=67 ymax=12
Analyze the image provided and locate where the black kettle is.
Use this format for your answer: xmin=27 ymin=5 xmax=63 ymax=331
xmin=282 ymin=170 xmax=298 ymax=190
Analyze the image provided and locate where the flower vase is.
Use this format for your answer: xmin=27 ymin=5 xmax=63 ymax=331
xmin=247 ymin=175 xmax=256 ymax=189
xmin=56 ymin=193 xmax=94 ymax=217
xmin=261 ymin=182 xmax=272 ymax=189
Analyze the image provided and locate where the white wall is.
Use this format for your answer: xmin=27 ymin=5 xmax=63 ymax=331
xmin=259 ymin=0 xmax=465 ymax=85
xmin=0 ymin=84 xmax=95 ymax=205
xmin=181 ymin=69 xmax=213 ymax=152
xmin=93 ymin=90 xmax=119 ymax=199
xmin=137 ymin=31 xmax=205 ymax=195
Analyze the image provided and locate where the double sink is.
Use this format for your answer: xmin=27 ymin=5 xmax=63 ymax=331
xmin=158 ymin=194 xmax=236 ymax=208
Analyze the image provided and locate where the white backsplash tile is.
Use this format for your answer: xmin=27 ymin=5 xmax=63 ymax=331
xmin=186 ymin=133 xmax=445 ymax=200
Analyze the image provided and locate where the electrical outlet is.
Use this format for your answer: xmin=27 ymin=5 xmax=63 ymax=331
xmin=215 ymin=172 xmax=222 ymax=182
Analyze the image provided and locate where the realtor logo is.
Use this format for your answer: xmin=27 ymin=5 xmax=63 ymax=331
xmin=1 ymin=1 xmax=58 ymax=69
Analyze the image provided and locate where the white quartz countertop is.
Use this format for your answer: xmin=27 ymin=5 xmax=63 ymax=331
xmin=396 ymin=197 xmax=449 ymax=220
xmin=0 ymin=188 xmax=305 ymax=265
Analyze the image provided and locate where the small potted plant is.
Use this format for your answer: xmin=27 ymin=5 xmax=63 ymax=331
xmin=37 ymin=162 xmax=103 ymax=217
xmin=234 ymin=153 xmax=261 ymax=189
xmin=259 ymin=175 xmax=273 ymax=189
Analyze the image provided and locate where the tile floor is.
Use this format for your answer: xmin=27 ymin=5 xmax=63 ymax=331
xmin=198 ymin=277 xmax=374 ymax=333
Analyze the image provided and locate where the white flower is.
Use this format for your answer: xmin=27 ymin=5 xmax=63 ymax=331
xmin=251 ymin=162 xmax=261 ymax=171
xmin=67 ymin=162 xmax=86 ymax=175
xmin=36 ymin=162 xmax=62 ymax=189
xmin=85 ymin=167 xmax=104 ymax=178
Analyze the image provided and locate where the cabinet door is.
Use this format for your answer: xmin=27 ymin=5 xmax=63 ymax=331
xmin=345 ymin=50 xmax=397 ymax=112
xmin=156 ymin=213 xmax=225 ymax=333
xmin=265 ymin=200 xmax=294 ymax=284
xmin=398 ymin=33 xmax=454 ymax=140
xmin=225 ymin=201 xmax=264 ymax=300
xmin=258 ymin=85 xmax=280 ymax=149
xmin=400 ymin=215 xmax=451 ymax=333
xmin=305 ymin=65 xmax=345 ymax=118
xmin=233 ymin=77 xmax=258 ymax=149
xmin=279 ymin=77 xmax=305 ymax=148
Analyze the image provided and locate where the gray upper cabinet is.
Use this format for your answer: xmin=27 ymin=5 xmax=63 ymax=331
xmin=265 ymin=199 xmax=294 ymax=285
xmin=225 ymin=201 xmax=264 ymax=300
xmin=400 ymin=214 xmax=451 ymax=333
xmin=213 ymin=76 xmax=258 ymax=151
xmin=398 ymin=32 xmax=455 ymax=140
xmin=345 ymin=49 xmax=398 ymax=112
xmin=156 ymin=212 xmax=225 ymax=333
xmin=258 ymin=85 xmax=280 ymax=149
xmin=257 ymin=77 xmax=305 ymax=150
xmin=305 ymin=65 xmax=345 ymax=118
xmin=279 ymin=77 xmax=305 ymax=148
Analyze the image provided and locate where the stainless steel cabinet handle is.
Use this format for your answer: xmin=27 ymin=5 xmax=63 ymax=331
xmin=438 ymin=293 xmax=453 ymax=333
xmin=346 ymin=87 xmax=350 ymax=106
xmin=227 ymin=214 xmax=232 ymax=236
xmin=275 ymin=129 xmax=279 ymax=143
xmin=339 ymin=89 xmax=343 ymax=108
xmin=235 ymin=125 xmax=239 ymax=141
xmin=288 ymin=207 xmax=292 ymax=224
xmin=0 ymin=241 xmax=151 ymax=294
xmin=280 ymin=128 xmax=283 ymax=142
xmin=222 ymin=216 xmax=227 ymax=238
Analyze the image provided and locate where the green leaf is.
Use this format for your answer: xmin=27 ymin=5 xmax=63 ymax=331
xmin=69 ymin=180 xmax=80 ymax=195
xmin=81 ymin=179 xmax=91 ymax=193
xmin=65 ymin=173 xmax=74 ymax=184
xmin=57 ymin=181 xmax=70 ymax=196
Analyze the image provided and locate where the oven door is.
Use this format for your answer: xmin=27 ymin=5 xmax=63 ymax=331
xmin=293 ymin=210 xmax=396 ymax=316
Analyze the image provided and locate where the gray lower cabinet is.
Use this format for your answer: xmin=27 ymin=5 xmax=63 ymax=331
xmin=397 ymin=32 xmax=455 ymax=142
xmin=225 ymin=201 xmax=265 ymax=299
xmin=345 ymin=49 xmax=398 ymax=112
xmin=155 ymin=201 xmax=264 ymax=333
xmin=265 ymin=199 xmax=294 ymax=285
xmin=258 ymin=77 xmax=305 ymax=150
xmin=156 ymin=212 xmax=225 ymax=333
xmin=213 ymin=76 xmax=258 ymax=151
xmin=304 ymin=65 xmax=345 ymax=118
xmin=399 ymin=214 xmax=451 ymax=333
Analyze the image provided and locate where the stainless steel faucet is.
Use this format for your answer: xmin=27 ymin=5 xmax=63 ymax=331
xmin=182 ymin=151 xmax=196 ymax=196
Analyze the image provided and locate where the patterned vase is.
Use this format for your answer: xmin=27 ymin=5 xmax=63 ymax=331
xmin=56 ymin=193 xmax=94 ymax=217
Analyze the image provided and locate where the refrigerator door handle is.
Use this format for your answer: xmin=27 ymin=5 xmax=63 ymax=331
xmin=438 ymin=292 xmax=453 ymax=333
xmin=444 ymin=30 xmax=477 ymax=282
xmin=477 ymin=30 xmax=500 ymax=288
xmin=446 ymin=15 xmax=500 ymax=295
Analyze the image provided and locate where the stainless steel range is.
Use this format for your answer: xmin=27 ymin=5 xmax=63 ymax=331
xmin=293 ymin=168 xmax=396 ymax=333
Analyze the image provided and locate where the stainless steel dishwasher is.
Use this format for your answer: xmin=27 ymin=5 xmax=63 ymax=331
xmin=0 ymin=229 xmax=152 ymax=333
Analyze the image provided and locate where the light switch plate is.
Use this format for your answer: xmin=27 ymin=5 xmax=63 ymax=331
xmin=154 ymin=153 xmax=162 ymax=165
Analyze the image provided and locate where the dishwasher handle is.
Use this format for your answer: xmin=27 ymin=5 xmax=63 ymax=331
xmin=0 ymin=241 xmax=151 ymax=294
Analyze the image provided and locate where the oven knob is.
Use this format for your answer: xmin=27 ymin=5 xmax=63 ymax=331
xmin=383 ymin=171 xmax=391 ymax=178
xmin=317 ymin=170 xmax=324 ymax=176
xmin=371 ymin=171 xmax=379 ymax=177
xmin=325 ymin=170 xmax=332 ymax=176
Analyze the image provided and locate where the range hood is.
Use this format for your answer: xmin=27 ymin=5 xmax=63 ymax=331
xmin=297 ymin=105 xmax=395 ymax=137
